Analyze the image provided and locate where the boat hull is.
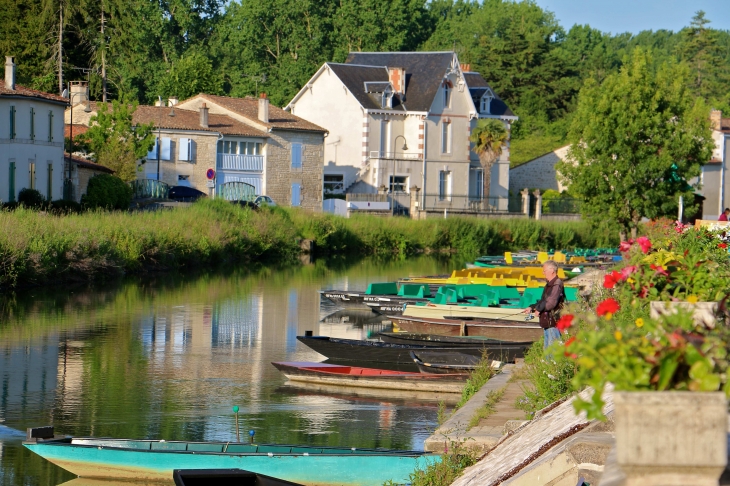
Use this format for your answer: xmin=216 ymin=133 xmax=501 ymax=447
xmin=24 ymin=440 xmax=437 ymax=486
xmin=391 ymin=316 xmax=543 ymax=342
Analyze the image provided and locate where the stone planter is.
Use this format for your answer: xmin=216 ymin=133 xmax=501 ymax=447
xmin=614 ymin=391 xmax=727 ymax=485
xmin=649 ymin=301 xmax=719 ymax=328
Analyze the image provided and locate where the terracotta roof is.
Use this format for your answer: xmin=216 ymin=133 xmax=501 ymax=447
xmin=195 ymin=93 xmax=327 ymax=132
xmin=707 ymin=159 xmax=722 ymax=164
xmin=64 ymin=124 xmax=89 ymax=138
xmin=0 ymin=84 xmax=68 ymax=104
xmin=719 ymin=118 xmax=730 ymax=132
xmin=64 ymin=154 xmax=114 ymax=173
xmin=133 ymin=106 xmax=269 ymax=137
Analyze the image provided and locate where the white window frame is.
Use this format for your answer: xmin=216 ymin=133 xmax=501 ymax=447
xmin=389 ymin=175 xmax=408 ymax=193
xmin=441 ymin=121 xmax=452 ymax=154
xmin=439 ymin=170 xmax=451 ymax=201
xmin=443 ymin=83 xmax=452 ymax=109
xmin=480 ymin=95 xmax=493 ymax=114
xmin=475 ymin=169 xmax=484 ymax=200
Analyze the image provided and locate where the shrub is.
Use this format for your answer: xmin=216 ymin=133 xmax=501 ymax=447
xmin=82 ymin=174 xmax=133 ymax=210
xmin=49 ymin=199 xmax=82 ymax=214
xmin=514 ymin=341 xmax=576 ymax=419
xmin=18 ymin=188 xmax=46 ymax=209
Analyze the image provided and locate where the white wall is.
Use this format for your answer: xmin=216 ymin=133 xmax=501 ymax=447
xmin=0 ymin=97 xmax=66 ymax=202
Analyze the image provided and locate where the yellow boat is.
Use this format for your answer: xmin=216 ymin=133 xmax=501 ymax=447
xmin=401 ymin=266 xmax=567 ymax=288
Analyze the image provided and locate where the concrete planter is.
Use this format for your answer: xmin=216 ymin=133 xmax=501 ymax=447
xmin=614 ymin=391 xmax=727 ymax=485
xmin=649 ymin=301 xmax=719 ymax=328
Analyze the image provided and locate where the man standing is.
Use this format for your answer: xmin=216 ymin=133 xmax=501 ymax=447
xmin=523 ymin=260 xmax=566 ymax=349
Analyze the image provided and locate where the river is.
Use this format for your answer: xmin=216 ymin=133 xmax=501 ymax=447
xmin=0 ymin=256 xmax=462 ymax=485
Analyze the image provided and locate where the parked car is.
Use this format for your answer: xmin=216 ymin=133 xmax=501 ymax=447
xmin=254 ymin=195 xmax=276 ymax=207
xmin=230 ymin=200 xmax=258 ymax=210
xmin=168 ymin=186 xmax=207 ymax=202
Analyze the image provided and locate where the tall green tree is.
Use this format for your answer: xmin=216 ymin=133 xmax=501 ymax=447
xmin=676 ymin=10 xmax=726 ymax=100
xmin=470 ymin=119 xmax=508 ymax=199
xmin=557 ymin=48 xmax=714 ymax=239
xmin=80 ymin=102 xmax=155 ymax=181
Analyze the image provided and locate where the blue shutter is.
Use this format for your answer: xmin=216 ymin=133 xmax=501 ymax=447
xmin=291 ymin=183 xmax=301 ymax=206
xmin=147 ymin=137 xmax=158 ymax=159
xmin=179 ymin=138 xmax=190 ymax=161
xmin=291 ymin=143 xmax=302 ymax=168
xmin=160 ymin=137 xmax=171 ymax=160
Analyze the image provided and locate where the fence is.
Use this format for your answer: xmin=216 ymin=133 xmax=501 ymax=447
xmin=130 ymin=179 xmax=170 ymax=199
xmin=419 ymin=194 xmax=524 ymax=214
xmin=217 ymin=181 xmax=256 ymax=201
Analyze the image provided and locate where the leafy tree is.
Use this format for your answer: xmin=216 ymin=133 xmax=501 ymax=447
xmin=470 ymin=119 xmax=508 ymax=199
xmin=676 ymin=10 xmax=727 ymax=100
xmin=155 ymin=50 xmax=223 ymax=100
xmin=557 ymin=48 xmax=714 ymax=240
xmin=80 ymin=101 xmax=155 ymax=181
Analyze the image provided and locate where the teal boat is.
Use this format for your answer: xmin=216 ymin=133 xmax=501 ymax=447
xmin=24 ymin=429 xmax=438 ymax=485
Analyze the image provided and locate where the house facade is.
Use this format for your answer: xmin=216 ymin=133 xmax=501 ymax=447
xmin=0 ymin=57 xmax=67 ymax=203
xmin=285 ymin=52 xmax=516 ymax=206
xmin=66 ymin=91 xmax=326 ymax=210
xmin=509 ymin=145 xmax=571 ymax=194
xmin=698 ymin=110 xmax=730 ymax=220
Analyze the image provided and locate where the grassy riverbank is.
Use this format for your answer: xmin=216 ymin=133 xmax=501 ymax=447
xmin=0 ymin=200 xmax=616 ymax=288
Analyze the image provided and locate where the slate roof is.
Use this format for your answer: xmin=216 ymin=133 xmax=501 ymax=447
xmin=463 ymin=72 xmax=515 ymax=118
xmin=195 ymin=94 xmax=326 ymax=132
xmin=345 ymin=52 xmax=454 ymax=111
xmin=133 ymin=106 xmax=268 ymax=137
xmin=0 ymin=85 xmax=68 ymax=104
xmin=323 ymin=64 xmax=402 ymax=111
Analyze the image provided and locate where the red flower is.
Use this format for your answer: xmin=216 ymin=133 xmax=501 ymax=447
xmin=650 ymin=264 xmax=669 ymax=277
xmin=563 ymin=337 xmax=577 ymax=358
xmin=621 ymin=265 xmax=638 ymax=279
xmin=719 ymin=243 xmax=727 ymax=250
xmin=636 ymin=236 xmax=652 ymax=254
xmin=638 ymin=286 xmax=649 ymax=298
xmin=603 ymin=271 xmax=621 ymax=289
xmin=556 ymin=314 xmax=574 ymax=331
xmin=619 ymin=239 xmax=633 ymax=252
xmin=596 ymin=298 xmax=620 ymax=317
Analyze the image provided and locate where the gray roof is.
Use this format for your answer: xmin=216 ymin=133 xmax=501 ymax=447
xmin=345 ymin=52 xmax=455 ymax=111
xmin=463 ymin=72 xmax=515 ymax=117
xmin=328 ymin=64 xmax=405 ymax=111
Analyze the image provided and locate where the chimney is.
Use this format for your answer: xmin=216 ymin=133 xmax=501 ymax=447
xmin=460 ymin=63 xmax=471 ymax=72
xmin=69 ymin=81 xmax=88 ymax=104
xmin=154 ymin=99 xmax=163 ymax=107
xmin=168 ymin=96 xmax=178 ymax=106
xmin=200 ymin=102 xmax=209 ymax=128
xmin=5 ymin=56 xmax=15 ymax=90
xmin=711 ymin=109 xmax=722 ymax=131
xmin=388 ymin=67 xmax=405 ymax=96
xmin=258 ymin=93 xmax=269 ymax=123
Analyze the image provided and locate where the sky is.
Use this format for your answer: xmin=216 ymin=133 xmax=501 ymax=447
xmin=533 ymin=0 xmax=730 ymax=35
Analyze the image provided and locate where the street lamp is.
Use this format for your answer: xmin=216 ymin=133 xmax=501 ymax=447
xmin=390 ymin=135 xmax=408 ymax=193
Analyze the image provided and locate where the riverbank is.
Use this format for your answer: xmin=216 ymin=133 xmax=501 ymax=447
xmin=0 ymin=200 xmax=615 ymax=288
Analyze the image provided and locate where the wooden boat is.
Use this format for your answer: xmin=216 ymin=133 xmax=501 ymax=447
xmin=378 ymin=332 xmax=534 ymax=349
xmin=390 ymin=315 xmax=543 ymax=342
xmin=174 ymin=468 xmax=303 ymax=486
xmin=23 ymin=427 xmax=438 ymax=485
xmin=271 ymin=361 xmax=469 ymax=393
xmin=297 ymin=335 xmax=528 ymax=364
xmin=410 ymin=351 xmax=482 ymax=374
xmin=277 ymin=382 xmax=462 ymax=405
xmin=402 ymin=303 xmax=530 ymax=321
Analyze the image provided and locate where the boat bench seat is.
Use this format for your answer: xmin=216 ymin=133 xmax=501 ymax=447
xmin=150 ymin=442 xmax=188 ymax=451
xmin=365 ymin=282 xmax=398 ymax=295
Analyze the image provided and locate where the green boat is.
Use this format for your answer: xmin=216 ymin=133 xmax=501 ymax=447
xmin=23 ymin=427 xmax=438 ymax=485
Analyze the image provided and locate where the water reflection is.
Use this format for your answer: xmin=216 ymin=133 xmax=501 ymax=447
xmin=0 ymin=256 xmax=459 ymax=485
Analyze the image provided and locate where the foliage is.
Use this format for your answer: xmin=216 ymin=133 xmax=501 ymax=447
xmin=49 ymin=199 xmax=82 ymax=214
xmin=18 ymin=188 xmax=46 ymax=209
xmin=510 ymin=134 xmax=567 ymax=168
xmin=80 ymin=102 xmax=156 ymax=181
xmin=456 ymin=354 xmax=495 ymax=409
xmin=557 ymin=48 xmax=715 ymax=237
xmin=470 ymin=118 xmax=508 ymax=198
xmin=514 ymin=341 xmax=576 ymax=419
xmin=394 ymin=438 xmax=479 ymax=486
xmin=155 ymin=50 xmax=224 ymax=100
xmin=676 ymin=11 xmax=728 ymax=101
xmin=81 ymin=174 xmax=133 ymax=210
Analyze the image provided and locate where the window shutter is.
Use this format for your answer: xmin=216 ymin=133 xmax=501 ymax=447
xmin=10 ymin=106 xmax=15 ymax=139
xmin=161 ymin=137 xmax=171 ymax=160
xmin=147 ymin=137 xmax=158 ymax=159
xmin=30 ymin=108 xmax=35 ymax=140
xmin=291 ymin=183 xmax=301 ymax=206
xmin=291 ymin=143 xmax=302 ymax=168
xmin=47 ymin=162 xmax=53 ymax=200
xmin=179 ymin=138 xmax=190 ymax=161
xmin=48 ymin=111 xmax=54 ymax=142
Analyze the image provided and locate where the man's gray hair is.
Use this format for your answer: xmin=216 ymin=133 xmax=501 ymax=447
xmin=543 ymin=260 xmax=559 ymax=273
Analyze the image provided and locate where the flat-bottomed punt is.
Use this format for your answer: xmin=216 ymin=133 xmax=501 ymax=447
xmin=271 ymin=361 xmax=468 ymax=393
xmin=24 ymin=429 xmax=437 ymax=486
xmin=391 ymin=315 xmax=543 ymax=341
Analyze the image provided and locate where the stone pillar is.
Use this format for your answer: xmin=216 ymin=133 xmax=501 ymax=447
xmin=521 ymin=188 xmax=530 ymax=216
xmin=410 ymin=186 xmax=421 ymax=220
xmin=533 ymin=189 xmax=542 ymax=220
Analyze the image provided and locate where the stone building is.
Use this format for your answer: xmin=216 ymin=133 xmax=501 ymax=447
xmin=698 ymin=110 xmax=730 ymax=220
xmin=0 ymin=56 xmax=67 ymax=203
xmin=63 ymin=154 xmax=115 ymax=202
xmin=508 ymin=145 xmax=571 ymax=195
xmin=286 ymin=52 xmax=516 ymax=205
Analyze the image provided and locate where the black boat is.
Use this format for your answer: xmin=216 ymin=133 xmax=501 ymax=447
xmin=379 ymin=332 xmax=533 ymax=349
xmin=410 ymin=351 xmax=482 ymax=374
xmin=297 ymin=335 xmax=524 ymax=365
xmin=174 ymin=469 xmax=304 ymax=486
xmin=319 ymin=290 xmax=426 ymax=314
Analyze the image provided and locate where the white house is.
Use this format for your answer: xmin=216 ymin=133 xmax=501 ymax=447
xmin=0 ymin=56 xmax=67 ymax=203
xmin=697 ymin=110 xmax=730 ymax=220
xmin=285 ymin=52 xmax=516 ymax=206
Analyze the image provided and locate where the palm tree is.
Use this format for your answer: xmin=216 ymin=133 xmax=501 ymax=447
xmin=470 ymin=119 xmax=508 ymax=202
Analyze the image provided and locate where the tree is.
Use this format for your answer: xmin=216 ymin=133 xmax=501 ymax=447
xmin=676 ymin=11 xmax=726 ymax=100
xmin=557 ymin=48 xmax=714 ymax=240
xmin=470 ymin=118 xmax=508 ymax=199
xmin=81 ymin=101 xmax=155 ymax=181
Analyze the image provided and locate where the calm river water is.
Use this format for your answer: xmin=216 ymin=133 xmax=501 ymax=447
xmin=0 ymin=256 xmax=461 ymax=485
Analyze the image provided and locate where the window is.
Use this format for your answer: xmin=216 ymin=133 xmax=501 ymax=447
xmin=475 ymin=170 xmax=484 ymax=200
xmin=389 ymin=175 xmax=408 ymax=193
xmin=47 ymin=162 xmax=53 ymax=200
xmin=291 ymin=183 xmax=301 ymax=206
xmin=160 ymin=137 xmax=171 ymax=160
xmin=439 ymin=171 xmax=451 ymax=200
xmin=148 ymin=138 xmax=159 ymax=159
xmin=30 ymin=107 xmax=35 ymax=141
xmin=9 ymin=106 xmax=15 ymax=139
xmin=179 ymin=138 xmax=192 ymax=161
xmin=441 ymin=121 xmax=451 ymax=154
xmin=443 ymin=83 xmax=452 ymax=108
xmin=291 ymin=143 xmax=302 ymax=168
xmin=380 ymin=120 xmax=390 ymax=156
xmin=29 ymin=161 xmax=36 ymax=190
xmin=240 ymin=141 xmax=262 ymax=155
xmin=8 ymin=161 xmax=15 ymax=202
xmin=323 ymin=174 xmax=344 ymax=194
xmin=48 ymin=111 xmax=54 ymax=142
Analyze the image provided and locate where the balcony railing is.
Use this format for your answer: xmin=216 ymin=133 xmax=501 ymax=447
xmin=369 ymin=151 xmax=422 ymax=160
xmin=217 ymin=154 xmax=264 ymax=172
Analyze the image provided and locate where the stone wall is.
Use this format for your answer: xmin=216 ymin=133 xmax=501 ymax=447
xmin=509 ymin=145 xmax=570 ymax=194
xmin=265 ymin=130 xmax=324 ymax=211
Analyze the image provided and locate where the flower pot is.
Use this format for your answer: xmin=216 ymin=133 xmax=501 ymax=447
xmin=649 ymin=301 xmax=719 ymax=328
xmin=614 ymin=391 xmax=727 ymax=485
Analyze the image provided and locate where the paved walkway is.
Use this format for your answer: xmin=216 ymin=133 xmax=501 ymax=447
xmin=468 ymin=374 xmax=529 ymax=436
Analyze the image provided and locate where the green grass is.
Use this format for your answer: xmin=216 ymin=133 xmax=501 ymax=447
xmin=386 ymin=439 xmax=480 ymax=486
xmin=456 ymin=356 xmax=496 ymax=409
xmin=467 ymin=387 xmax=506 ymax=429
xmin=510 ymin=134 xmax=567 ymax=168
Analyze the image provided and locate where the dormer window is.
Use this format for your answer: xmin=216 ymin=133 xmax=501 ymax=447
xmin=480 ymin=95 xmax=493 ymax=114
xmin=381 ymin=90 xmax=393 ymax=109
